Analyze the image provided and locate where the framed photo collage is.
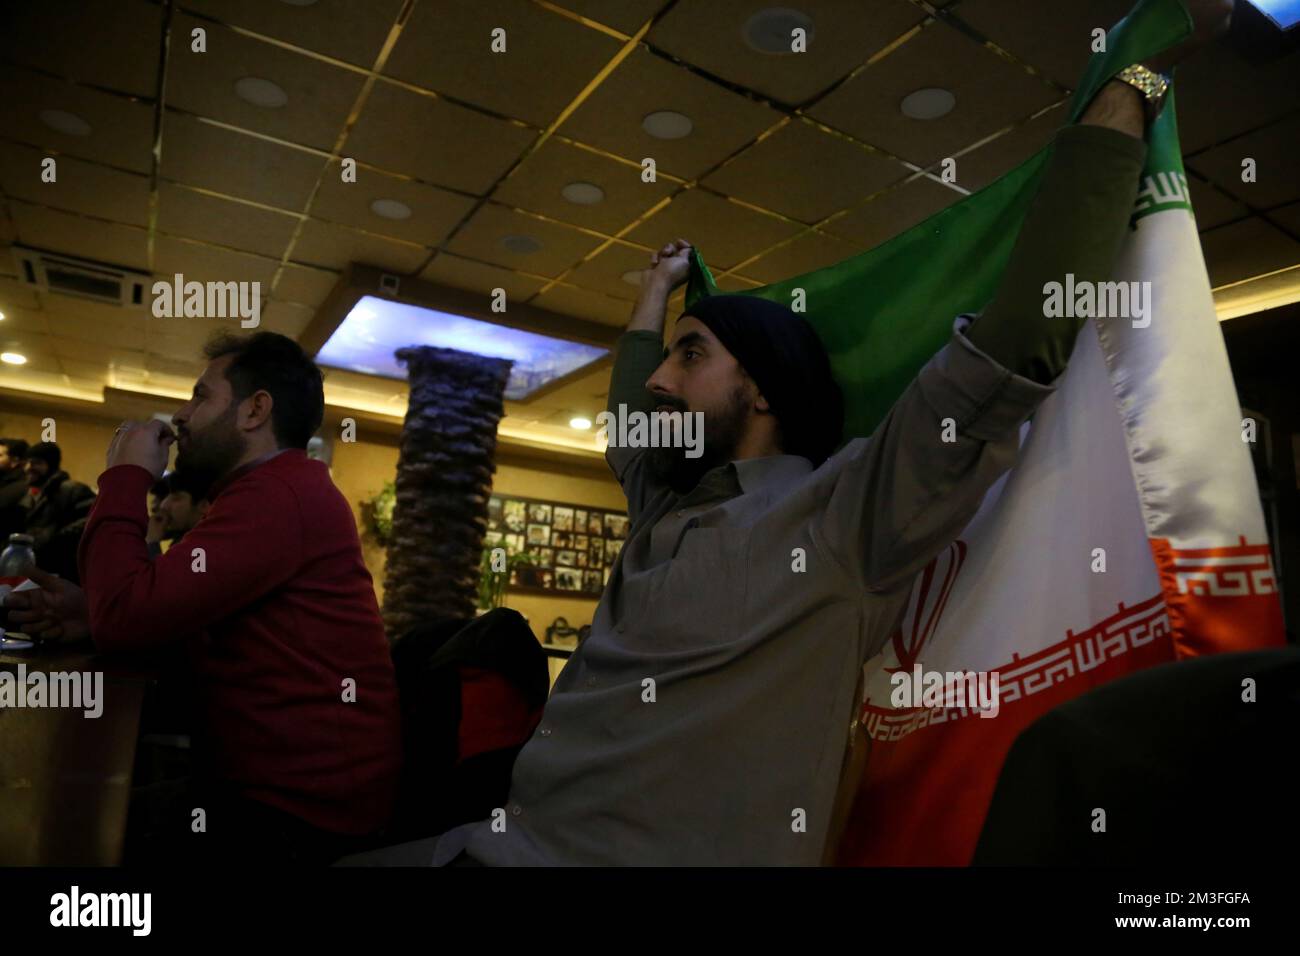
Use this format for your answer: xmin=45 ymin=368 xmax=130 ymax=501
xmin=485 ymin=493 xmax=630 ymax=596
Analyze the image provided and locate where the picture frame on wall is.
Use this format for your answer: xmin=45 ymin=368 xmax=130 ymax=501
xmin=488 ymin=491 xmax=629 ymax=598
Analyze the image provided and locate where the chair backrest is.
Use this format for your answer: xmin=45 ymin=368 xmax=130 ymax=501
xmin=389 ymin=609 xmax=549 ymax=839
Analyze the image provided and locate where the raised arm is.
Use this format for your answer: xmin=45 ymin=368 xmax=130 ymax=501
xmin=603 ymin=240 xmax=691 ymax=522
xmin=812 ymin=76 xmax=1154 ymax=592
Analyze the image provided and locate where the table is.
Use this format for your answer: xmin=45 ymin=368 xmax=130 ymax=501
xmin=0 ymin=643 xmax=151 ymax=865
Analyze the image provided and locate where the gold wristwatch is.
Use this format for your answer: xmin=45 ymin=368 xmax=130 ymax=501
xmin=1112 ymin=63 xmax=1170 ymax=125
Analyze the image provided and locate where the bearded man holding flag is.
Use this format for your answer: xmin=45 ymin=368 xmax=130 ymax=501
xmin=377 ymin=0 xmax=1294 ymax=868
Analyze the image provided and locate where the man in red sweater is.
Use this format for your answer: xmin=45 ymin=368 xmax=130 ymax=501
xmin=13 ymin=332 xmax=403 ymax=865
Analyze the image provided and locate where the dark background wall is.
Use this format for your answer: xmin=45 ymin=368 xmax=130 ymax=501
xmin=1223 ymin=300 xmax=1300 ymax=639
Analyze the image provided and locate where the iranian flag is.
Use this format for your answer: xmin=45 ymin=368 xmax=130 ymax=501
xmin=686 ymin=0 xmax=1285 ymax=865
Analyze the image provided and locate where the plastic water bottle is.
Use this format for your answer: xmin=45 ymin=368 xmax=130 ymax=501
xmin=0 ymin=533 xmax=35 ymax=586
xmin=0 ymin=533 xmax=37 ymax=641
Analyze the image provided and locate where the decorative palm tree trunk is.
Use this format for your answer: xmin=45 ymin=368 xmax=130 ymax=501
xmin=382 ymin=346 xmax=513 ymax=641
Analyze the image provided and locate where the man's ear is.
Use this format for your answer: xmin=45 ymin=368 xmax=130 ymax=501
xmin=241 ymin=390 xmax=275 ymax=433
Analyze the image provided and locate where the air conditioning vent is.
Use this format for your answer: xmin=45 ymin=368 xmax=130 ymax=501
xmin=11 ymin=245 xmax=151 ymax=308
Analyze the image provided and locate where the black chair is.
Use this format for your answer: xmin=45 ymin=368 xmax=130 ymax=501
xmin=973 ymin=645 xmax=1300 ymax=865
xmin=387 ymin=608 xmax=550 ymax=843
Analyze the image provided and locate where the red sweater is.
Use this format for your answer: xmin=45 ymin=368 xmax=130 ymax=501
xmin=78 ymin=451 xmax=402 ymax=836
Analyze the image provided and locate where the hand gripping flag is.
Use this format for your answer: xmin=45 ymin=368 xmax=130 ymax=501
xmin=684 ymin=0 xmax=1286 ymax=866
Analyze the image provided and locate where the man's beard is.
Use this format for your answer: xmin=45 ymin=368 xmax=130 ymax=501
xmin=647 ymin=384 xmax=749 ymax=495
xmin=175 ymin=401 xmax=246 ymax=488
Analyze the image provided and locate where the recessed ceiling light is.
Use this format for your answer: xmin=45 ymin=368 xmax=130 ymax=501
xmin=1 ymin=352 xmax=27 ymax=365
xmin=743 ymin=7 xmax=816 ymax=54
xmin=38 ymin=109 xmax=92 ymax=137
xmin=561 ymin=182 xmax=605 ymax=205
xmin=900 ymin=88 xmax=956 ymax=120
xmin=234 ymin=76 xmax=289 ymax=109
xmin=500 ymin=234 xmax=543 ymax=254
xmin=569 ymin=416 xmax=593 ymax=430
xmin=642 ymin=110 xmax=693 ymax=139
xmin=0 ymin=311 xmax=6 ymax=321
xmin=621 ymin=270 xmax=645 ymax=287
xmin=370 ymin=198 xmax=412 ymax=220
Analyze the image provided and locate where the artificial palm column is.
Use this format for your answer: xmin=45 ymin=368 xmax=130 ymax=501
xmin=382 ymin=345 xmax=513 ymax=640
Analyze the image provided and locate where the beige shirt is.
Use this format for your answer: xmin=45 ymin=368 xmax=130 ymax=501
xmin=433 ymin=315 xmax=1053 ymax=865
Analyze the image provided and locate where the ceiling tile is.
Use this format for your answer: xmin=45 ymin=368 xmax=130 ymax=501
xmin=56 ymin=357 xmax=116 ymax=384
xmin=1 ymin=0 xmax=163 ymax=97
xmin=274 ymin=263 xmax=341 ymax=306
xmin=418 ymin=252 xmax=548 ymax=302
xmin=444 ymin=203 xmax=603 ymax=278
xmin=544 ymin=0 xmax=665 ymax=35
xmin=1200 ymin=217 xmax=1300 ymax=287
xmin=530 ymin=283 xmax=632 ymax=327
xmin=739 ymin=230 xmax=864 ymax=285
xmin=180 ymin=0 xmax=406 ymax=68
xmin=8 ymin=200 xmax=149 ymax=270
xmin=807 ymin=21 xmax=1060 ymax=167
xmin=1186 ymin=174 xmax=1249 ymax=233
xmin=167 ymin=12 xmax=366 ymax=153
xmin=1267 ymin=201 xmax=1300 ymax=240
xmin=142 ymin=352 xmax=205 ymax=382
xmin=557 ymin=45 xmax=780 ymax=181
xmin=1186 ymin=118 xmax=1300 ymax=211
xmin=820 ymin=176 xmax=962 ymax=250
xmin=0 ymin=276 xmax=42 ymax=311
xmin=290 ymin=219 xmax=431 ymax=273
xmin=947 ymin=101 xmax=1067 ymax=192
xmin=702 ymin=118 xmax=911 ymax=223
xmin=344 ymin=80 xmax=537 ymax=195
xmin=143 ymin=313 xmax=229 ymax=360
xmin=310 ymin=161 xmax=476 ymax=245
xmin=158 ymin=182 xmax=299 ymax=259
xmin=384 ymin=0 xmax=623 ymax=127
xmin=261 ymin=300 xmax=316 ymax=339
xmin=0 ymin=143 xmax=151 ymax=227
xmin=152 ymin=235 xmax=279 ymax=288
xmin=0 ymin=65 xmax=156 ymax=174
xmin=1175 ymin=42 xmax=1300 ymax=156
xmin=648 ymin=0 xmax=925 ymax=106
xmin=952 ymin=0 xmax=1134 ymax=89
xmin=491 ymin=139 xmax=677 ymax=234
xmin=563 ymin=243 xmax=656 ymax=300
xmin=0 ymin=332 xmax=63 ymax=375
xmin=0 ymin=299 xmax=45 ymax=334
xmin=47 ymin=310 xmax=147 ymax=351
xmin=162 ymin=110 xmax=325 ymax=209
xmin=624 ymin=188 xmax=804 ymax=270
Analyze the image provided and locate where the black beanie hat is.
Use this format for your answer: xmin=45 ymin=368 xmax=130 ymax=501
xmin=27 ymin=441 xmax=62 ymax=470
xmin=681 ymin=294 xmax=844 ymax=466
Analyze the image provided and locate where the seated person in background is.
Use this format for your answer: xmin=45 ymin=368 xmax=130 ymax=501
xmin=146 ymin=478 xmax=169 ymax=557
xmin=0 ymin=437 xmax=30 ymax=543
xmin=21 ymin=441 xmax=96 ymax=583
xmin=146 ymin=469 xmax=211 ymax=556
xmin=6 ymin=332 xmax=403 ymax=865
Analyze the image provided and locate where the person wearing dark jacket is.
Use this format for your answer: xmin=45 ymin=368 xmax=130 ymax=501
xmin=20 ymin=442 xmax=96 ymax=583
xmin=0 ymin=438 xmax=30 ymax=544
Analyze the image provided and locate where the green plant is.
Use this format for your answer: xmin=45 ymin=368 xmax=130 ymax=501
xmin=477 ymin=545 xmax=535 ymax=611
xmin=360 ymin=481 xmax=397 ymax=545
